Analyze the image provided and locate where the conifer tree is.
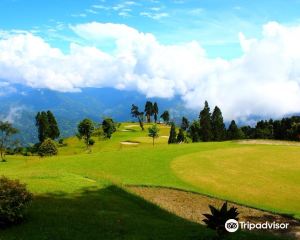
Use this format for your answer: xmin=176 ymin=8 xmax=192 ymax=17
xmin=47 ymin=111 xmax=60 ymax=140
xmin=181 ymin=117 xmax=189 ymax=131
xmin=211 ymin=106 xmax=225 ymax=141
xmin=35 ymin=111 xmax=49 ymax=143
xmin=188 ymin=120 xmax=201 ymax=142
xmin=168 ymin=122 xmax=177 ymax=144
xmin=153 ymin=102 xmax=159 ymax=123
xmin=177 ymin=128 xmax=185 ymax=143
xmin=199 ymin=101 xmax=213 ymax=142
xmin=144 ymin=101 xmax=153 ymax=123
xmin=227 ymin=120 xmax=241 ymax=140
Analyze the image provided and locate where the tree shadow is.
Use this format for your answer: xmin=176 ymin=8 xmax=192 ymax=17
xmin=0 ymin=185 xmax=286 ymax=240
xmin=0 ymin=185 xmax=215 ymax=240
xmin=244 ymin=214 xmax=300 ymax=239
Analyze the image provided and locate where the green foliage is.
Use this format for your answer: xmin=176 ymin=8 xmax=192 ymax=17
xmin=160 ymin=111 xmax=170 ymax=124
xmin=177 ymin=128 xmax=185 ymax=143
xmin=168 ymin=122 xmax=177 ymax=144
xmin=47 ymin=111 xmax=60 ymax=140
xmin=88 ymin=139 xmax=95 ymax=146
xmin=188 ymin=120 xmax=201 ymax=142
xmin=203 ymin=202 xmax=239 ymax=237
xmin=181 ymin=117 xmax=189 ymax=131
xmin=38 ymin=138 xmax=58 ymax=157
xmin=0 ymin=121 xmax=18 ymax=162
xmin=35 ymin=111 xmax=60 ymax=143
xmin=227 ymin=120 xmax=244 ymax=140
xmin=131 ymin=104 xmax=144 ymax=131
xmin=77 ymin=119 xmax=94 ymax=148
xmin=211 ymin=106 xmax=226 ymax=141
xmin=102 ymin=118 xmax=116 ymax=139
xmin=148 ymin=124 xmax=159 ymax=146
xmin=153 ymin=102 xmax=159 ymax=123
xmin=58 ymin=138 xmax=64 ymax=144
xmin=144 ymin=101 xmax=153 ymax=123
xmin=0 ymin=176 xmax=32 ymax=227
xmin=199 ymin=101 xmax=213 ymax=142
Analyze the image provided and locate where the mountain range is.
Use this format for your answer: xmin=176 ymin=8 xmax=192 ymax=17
xmin=0 ymin=84 xmax=196 ymax=144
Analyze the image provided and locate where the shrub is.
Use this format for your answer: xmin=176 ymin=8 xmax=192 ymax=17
xmin=0 ymin=176 xmax=33 ymax=227
xmin=58 ymin=138 xmax=64 ymax=144
xmin=203 ymin=202 xmax=239 ymax=237
xmin=38 ymin=138 xmax=58 ymax=157
xmin=88 ymin=139 xmax=95 ymax=146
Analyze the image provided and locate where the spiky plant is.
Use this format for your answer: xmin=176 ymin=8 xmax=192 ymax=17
xmin=203 ymin=202 xmax=239 ymax=237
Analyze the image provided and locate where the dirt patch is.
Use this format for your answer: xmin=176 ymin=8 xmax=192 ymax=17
xmin=128 ymin=186 xmax=300 ymax=239
xmin=238 ymin=139 xmax=300 ymax=146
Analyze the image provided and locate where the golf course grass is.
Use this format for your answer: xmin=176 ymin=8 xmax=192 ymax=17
xmin=0 ymin=123 xmax=299 ymax=239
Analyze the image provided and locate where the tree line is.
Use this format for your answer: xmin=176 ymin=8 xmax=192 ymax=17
xmin=167 ymin=101 xmax=300 ymax=144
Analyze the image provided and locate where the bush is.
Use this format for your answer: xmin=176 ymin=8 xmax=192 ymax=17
xmin=203 ymin=202 xmax=239 ymax=237
xmin=88 ymin=139 xmax=95 ymax=146
xmin=38 ymin=138 xmax=58 ymax=157
xmin=58 ymin=138 xmax=64 ymax=144
xmin=0 ymin=176 xmax=33 ymax=227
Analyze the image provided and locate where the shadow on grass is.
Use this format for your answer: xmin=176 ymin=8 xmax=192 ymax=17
xmin=0 ymin=185 xmax=285 ymax=240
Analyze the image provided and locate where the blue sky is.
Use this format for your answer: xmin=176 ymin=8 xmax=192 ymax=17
xmin=1 ymin=0 xmax=300 ymax=120
xmin=1 ymin=0 xmax=300 ymax=59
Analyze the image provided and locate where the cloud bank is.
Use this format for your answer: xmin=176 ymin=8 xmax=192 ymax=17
xmin=0 ymin=21 xmax=300 ymax=120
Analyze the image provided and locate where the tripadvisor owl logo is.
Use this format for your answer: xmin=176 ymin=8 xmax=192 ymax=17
xmin=225 ymin=219 xmax=239 ymax=232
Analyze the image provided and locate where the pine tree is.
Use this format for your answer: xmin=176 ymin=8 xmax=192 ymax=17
xmin=227 ymin=120 xmax=242 ymax=140
xmin=199 ymin=101 xmax=213 ymax=142
xmin=211 ymin=106 xmax=225 ymax=141
xmin=188 ymin=120 xmax=201 ymax=142
xmin=144 ymin=101 xmax=153 ymax=123
xmin=47 ymin=111 xmax=60 ymax=140
xmin=177 ymin=128 xmax=185 ymax=143
xmin=153 ymin=102 xmax=159 ymax=123
xmin=168 ymin=122 xmax=177 ymax=144
xmin=181 ymin=117 xmax=189 ymax=131
xmin=35 ymin=111 xmax=50 ymax=143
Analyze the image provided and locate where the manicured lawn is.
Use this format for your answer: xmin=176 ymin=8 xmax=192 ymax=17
xmin=0 ymin=123 xmax=298 ymax=239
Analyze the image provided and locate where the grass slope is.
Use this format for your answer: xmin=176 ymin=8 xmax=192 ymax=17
xmin=0 ymin=123 xmax=298 ymax=239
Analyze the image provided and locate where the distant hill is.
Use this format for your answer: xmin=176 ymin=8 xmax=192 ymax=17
xmin=0 ymin=84 xmax=197 ymax=144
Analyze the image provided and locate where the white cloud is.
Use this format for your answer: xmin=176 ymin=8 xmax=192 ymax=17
xmin=0 ymin=21 xmax=300 ymax=120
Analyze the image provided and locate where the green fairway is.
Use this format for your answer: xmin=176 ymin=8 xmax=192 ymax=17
xmin=0 ymin=123 xmax=298 ymax=239
xmin=172 ymin=145 xmax=300 ymax=219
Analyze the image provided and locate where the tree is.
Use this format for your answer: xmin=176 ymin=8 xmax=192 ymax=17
xmin=177 ymin=128 xmax=185 ymax=143
xmin=227 ymin=120 xmax=243 ymax=140
xmin=153 ymin=102 xmax=159 ymax=123
xmin=211 ymin=106 xmax=226 ymax=141
xmin=0 ymin=121 xmax=18 ymax=162
xmin=131 ymin=104 xmax=144 ymax=131
xmin=102 ymin=118 xmax=116 ymax=139
xmin=144 ymin=101 xmax=153 ymax=123
xmin=168 ymin=122 xmax=177 ymax=144
xmin=35 ymin=111 xmax=49 ymax=143
xmin=38 ymin=138 xmax=58 ymax=157
xmin=47 ymin=111 xmax=60 ymax=140
xmin=188 ymin=120 xmax=201 ymax=142
xmin=181 ymin=117 xmax=189 ymax=131
xmin=148 ymin=124 xmax=159 ymax=146
xmin=160 ymin=111 xmax=170 ymax=124
xmin=77 ymin=119 xmax=94 ymax=149
xmin=199 ymin=101 xmax=213 ymax=142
